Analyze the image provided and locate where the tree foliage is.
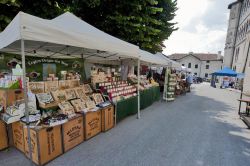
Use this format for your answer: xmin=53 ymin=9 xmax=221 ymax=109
xmin=0 ymin=0 xmax=177 ymax=53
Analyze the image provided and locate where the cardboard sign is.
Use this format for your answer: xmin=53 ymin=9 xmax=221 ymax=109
xmin=92 ymin=93 xmax=104 ymax=105
xmin=65 ymin=89 xmax=77 ymax=100
xmin=83 ymin=84 xmax=93 ymax=94
xmin=51 ymin=90 xmax=67 ymax=102
xmin=58 ymin=101 xmax=75 ymax=117
xmin=70 ymin=99 xmax=87 ymax=112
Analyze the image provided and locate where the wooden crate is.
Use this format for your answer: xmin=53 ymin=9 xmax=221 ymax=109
xmin=62 ymin=115 xmax=84 ymax=152
xmin=84 ymin=110 xmax=101 ymax=140
xmin=28 ymin=82 xmax=45 ymax=94
xmin=44 ymin=81 xmax=59 ymax=92
xmin=12 ymin=121 xmax=24 ymax=152
xmin=0 ymin=89 xmax=24 ymax=112
xmin=101 ymin=105 xmax=114 ymax=132
xmin=23 ymin=125 xmax=63 ymax=165
xmin=0 ymin=120 xmax=8 ymax=150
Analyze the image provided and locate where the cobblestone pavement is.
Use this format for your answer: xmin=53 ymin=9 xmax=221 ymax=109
xmin=1 ymin=83 xmax=250 ymax=166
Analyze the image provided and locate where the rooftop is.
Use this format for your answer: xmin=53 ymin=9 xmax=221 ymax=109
xmin=168 ymin=53 xmax=223 ymax=61
xmin=228 ymin=0 xmax=242 ymax=9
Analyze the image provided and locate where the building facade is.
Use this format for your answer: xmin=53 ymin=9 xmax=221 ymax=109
xmin=169 ymin=52 xmax=223 ymax=79
xmin=224 ymin=0 xmax=250 ymax=95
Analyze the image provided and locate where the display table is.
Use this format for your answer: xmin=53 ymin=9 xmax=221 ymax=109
xmin=116 ymin=86 xmax=160 ymax=121
xmin=140 ymin=86 xmax=160 ymax=110
xmin=116 ymin=96 xmax=138 ymax=122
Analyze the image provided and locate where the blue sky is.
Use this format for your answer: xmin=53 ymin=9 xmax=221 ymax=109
xmin=163 ymin=0 xmax=233 ymax=55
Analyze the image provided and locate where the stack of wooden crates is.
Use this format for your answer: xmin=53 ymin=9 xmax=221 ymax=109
xmin=9 ymin=105 xmax=114 ymax=165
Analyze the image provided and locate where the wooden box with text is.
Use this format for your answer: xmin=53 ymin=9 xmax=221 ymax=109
xmin=0 ymin=120 xmax=8 ymax=150
xmin=12 ymin=121 xmax=24 ymax=152
xmin=101 ymin=105 xmax=114 ymax=132
xmin=23 ymin=125 xmax=63 ymax=165
xmin=84 ymin=110 xmax=101 ymax=140
xmin=62 ymin=115 xmax=84 ymax=152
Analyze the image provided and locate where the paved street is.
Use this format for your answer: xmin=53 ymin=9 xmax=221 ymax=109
xmin=1 ymin=83 xmax=250 ymax=166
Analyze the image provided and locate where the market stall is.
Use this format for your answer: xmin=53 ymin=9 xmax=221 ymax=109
xmin=0 ymin=11 xmax=142 ymax=165
xmin=212 ymin=67 xmax=245 ymax=115
xmin=0 ymin=11 xmax=179 ymax=165
xmin=139 ymin=51 xmax=172 ymax=106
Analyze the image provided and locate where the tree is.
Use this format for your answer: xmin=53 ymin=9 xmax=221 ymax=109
xmin=0 ymin=0 xmax=177 ymax=53
xmin=0 ymin=0 xmax=67 ymax=30
xmin=73 ymin=0 xmax=178 ymax=53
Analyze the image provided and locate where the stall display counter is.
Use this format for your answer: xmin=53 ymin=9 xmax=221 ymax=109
xmin=100 ymin=105 xmax=114 ymax=132
xmin=23 ymin=125 xmax=63 ymax=165
xmin=83 ymin=110 xmax=102 ymax=140
xmin=12 ymin=121 xmax=25 ymax=152
xmin=62 ymin=115 xmax=84 ymax=152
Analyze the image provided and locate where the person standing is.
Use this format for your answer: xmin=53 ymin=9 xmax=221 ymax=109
xmin=186 ymin=72 xmax=193 ymax=92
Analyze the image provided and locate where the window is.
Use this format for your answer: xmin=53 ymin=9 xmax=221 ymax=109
xmin=188 ymin=63 xmax=191 ymax=68
xmin=182 ymin=64 xmax=185 ymax=66
xmin=194 ymin=73 xmax=197 ymax=76
xmin=206 ymin=60 xmax=210 ymax=63
xmin=195 ymin=64 xmax=198 ymax=69
xmin=205 ymin=73 xmax=208 ymax=78
xmin=206 ymin=65 xmax=209 ymax=69
xmin=235 ymin=47 xmax=240 ymax=62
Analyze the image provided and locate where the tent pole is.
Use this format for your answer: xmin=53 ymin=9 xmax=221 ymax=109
xmin=238 ymin=80 xmax=244 ymax=115
xmin=21 ymin=39 xmax=33 ymax=163
xmin=137 ymin=58 xmax=141 ymax=119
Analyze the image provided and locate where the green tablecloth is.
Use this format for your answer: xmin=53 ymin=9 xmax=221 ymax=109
xmin=140 ymin=86 xmax=160 ymax=110
xmin=116 ymin=96 xmax=138 ymax=122
xmin=116 ymin=86 xmax=160 ymax=121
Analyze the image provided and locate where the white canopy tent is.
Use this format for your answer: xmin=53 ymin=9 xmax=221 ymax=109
xmin=0 ymin=12 xmax=139 ymax=60
xmin=140 ymin=50 xmax=172 ymax=67
xmin=0 ymin=11 xmax=175 ymax=147
xmin=154 ymin=52 xmax=181 ymax=68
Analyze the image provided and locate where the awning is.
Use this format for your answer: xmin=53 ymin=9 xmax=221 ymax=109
xmin=213 ymin=67 xmax=238 ymax=77
xmin=139 ymin=50 xmax=171 ymax=66
xmin=154 ymin=52 xmax=181 ymax=68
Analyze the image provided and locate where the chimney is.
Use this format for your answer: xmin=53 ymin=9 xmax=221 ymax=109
xmin=217 ymin=51 xmax=222 ymax=59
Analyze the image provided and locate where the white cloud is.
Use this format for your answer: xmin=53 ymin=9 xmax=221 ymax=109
xmin=163 ymin=0 xmax=232 ymax=55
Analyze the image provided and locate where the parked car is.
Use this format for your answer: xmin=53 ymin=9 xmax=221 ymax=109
xmin=193 ymin=77 xmax=203 ymax=84
xmin=196 ymin=77 xmax=203 ymax=83
xmin=203 ymin=78 xmax=211 ymax=82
